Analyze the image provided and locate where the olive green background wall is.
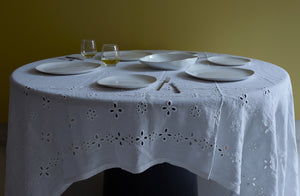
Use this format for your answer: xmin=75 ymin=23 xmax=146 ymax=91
xmin=1 ymin=0 xmax=300 ymax=122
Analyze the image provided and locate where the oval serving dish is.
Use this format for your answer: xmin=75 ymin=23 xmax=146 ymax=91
xmin=139 ymin=53 xmax=198 ymax=70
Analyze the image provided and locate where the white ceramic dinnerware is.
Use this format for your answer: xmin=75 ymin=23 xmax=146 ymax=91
xmin=35 ymin=61 xmax=100 ymax=75
xmin=119 ymin=51 xmax=153 ymax=61
xmin=207 ymin=56 xmax=251 ymax=66
xmin=185 ymin=65 xmax=254 ymax=82
xmin=139 ymin=53 xmax=198 ymax=70
xmin=168 ymin=51 xmax=198 ymax=56
xmin=97 ymin=74 xmax=157 ymax=89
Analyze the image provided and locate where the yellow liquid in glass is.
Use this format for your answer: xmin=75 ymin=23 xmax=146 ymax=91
xmin=82 ymin=53 xmax=96 ymax=58
xmin=102 ymin=59 xmax=120 ymax=66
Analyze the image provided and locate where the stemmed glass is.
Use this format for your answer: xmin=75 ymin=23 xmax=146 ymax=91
xmin=81 ymin=40 xmax=97 ymax=59
xmin=100 ymin=44 xmax=120 ymax=66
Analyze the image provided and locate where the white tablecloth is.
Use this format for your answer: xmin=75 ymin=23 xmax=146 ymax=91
xmin=5 ymin=51 xmax=299 ymax=196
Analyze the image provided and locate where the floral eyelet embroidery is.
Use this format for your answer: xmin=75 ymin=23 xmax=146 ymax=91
xmin=94 ymin=134 xmax=102 ymax=148
xmin=263 ymin=158 xmax=276 ymax=174
xmin=136 ymin=102 xmax=148 ymax=115
xmin=135 ymin=131 xmax=148 ymax=145
xmin=23 ymin=86 xmax=31 ymax=96
xmin=263 ymin=88 xmax=271 ymax=95
xmin=41 ymin=132 xmax=52 ymax=143
xmin=39 ymin=166 xmax=50 ymax=176
xmin=243 ymin=175 xmax=266 ymax=196
xmin=86 ymin=109 xmax=97 ymax=120
xmin=71 ymin=144 xmax=80 ymax=156
xmin=228 ymin=152 xmax=241 ymax=163
xmin=245 ymin=176 xmax=258 ymax=188
xmin=39 ymin=152 xmax=61 ymax=177
xmin=114 ymin=132 xmax=126 ymax=146
xmin=231 ymin=121 xmax=241 ymax=132
xmin=217 ymin=145 xmax=228 ymax=157
xmin=158 ymin=128 xmax=172 ymax=142
xmin=110 ymin=103 xmax=124 ymax=119
xmin=239 ymin=94 xmax=248 ymax=105
xmin=248 ymin=142 xmax=257 ymax=151
xmin=161 ymin=100 xmax=177 ymax=116
xmin=189 ymin=105 xmax=201 ymax=118
xmin=183 ymin=133 xmax=196 ymax=146
xmin=263 ymin=119 xmax=274 ymax=134
xmin=42 ymin=96 xmax=51 ymax=109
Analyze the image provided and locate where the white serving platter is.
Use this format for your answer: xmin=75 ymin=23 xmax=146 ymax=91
xmin=35 ymin=61 xmax=100 ymax=75
xmin=168 ymin=51 xmax=198 ymax=56
xmin=97 ymin=74 xmax=157 ymax=89
xmin=139 ymin=53 xmax=197 ymax=70
xmin=119 ymin=51 xmax=153 ymax=61
xmin=207 ymin=56 xmax=251 ymax=66
xmin=185 ymin=66 xmax=254 ymax=82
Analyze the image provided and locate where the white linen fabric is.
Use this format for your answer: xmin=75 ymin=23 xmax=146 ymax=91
xmin=5 ymin=51 xmax=298 ymax=196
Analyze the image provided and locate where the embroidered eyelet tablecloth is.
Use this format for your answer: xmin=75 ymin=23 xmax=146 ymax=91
xmin=5 ymin=51 xmax=299 ymax=196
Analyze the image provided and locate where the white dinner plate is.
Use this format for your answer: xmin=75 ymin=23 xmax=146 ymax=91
xmin=119 ymin=51 xmax=153 ymax=61
xmin=35 ymin=61 xmax=100 ymax=75
xmin=185 ymin=66 xmax=254 ymax=82
xmin=207 ymin=56 xmax=251 ymax=66
xmin=139 ymin=53 xmax=197 ymax=70
xmin=97 ymin=74 xmax=157 ymax=89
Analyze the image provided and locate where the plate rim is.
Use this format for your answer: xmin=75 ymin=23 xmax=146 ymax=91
xmin=139 ymin=53 xmax=197 ymax=63
xmin=185 ymin=66 xmax=255 ymax=82
xmin=35 ymin=61 xmax=100 ymax=75
xmin=96 ymin=74 xmax=157 ymax=89
xmin=207 ymin=56 xmax=251 ymax=66
xmin=119 ymin=50 xmax=153 ymax=61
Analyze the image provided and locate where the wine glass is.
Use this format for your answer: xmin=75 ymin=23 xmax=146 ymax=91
xmin=100 ymin=44 xmax=120 ymax=66
xmin=81 ymin=40 xmax=97 ymax=58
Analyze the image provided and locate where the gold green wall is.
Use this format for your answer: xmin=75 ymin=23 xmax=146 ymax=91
xmin=1 ymin=0 xmax=300 ymax=122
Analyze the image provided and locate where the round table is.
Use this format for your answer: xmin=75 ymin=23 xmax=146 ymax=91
xmin=5 ymin=51 xmax=298 ymax=196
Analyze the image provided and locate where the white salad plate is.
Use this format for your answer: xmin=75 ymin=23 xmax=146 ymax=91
xmin=97 ymin=74 xmax=157 ymax=89
xmin=207 ymin=56 xmax=251 ymax=66
xmin=35 ymin=61 xmax=100 ymax=75
xmin=185 ymin=66 xmax=254 ymax=82
xmin=119 ymin=51 xmax=153 ymax=61
xmin=139 ymin=53 xmax=197 ymax=70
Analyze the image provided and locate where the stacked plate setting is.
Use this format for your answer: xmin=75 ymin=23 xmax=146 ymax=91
xmin=185 ymin=55 xmax=254 ymax=82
